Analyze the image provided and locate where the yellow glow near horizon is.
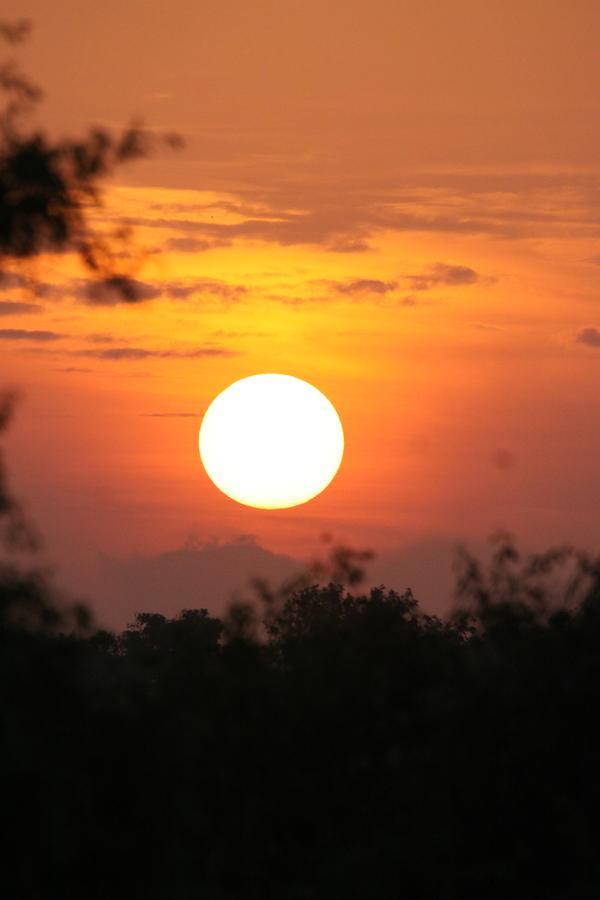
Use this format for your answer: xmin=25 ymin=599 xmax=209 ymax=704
xmin=199 ymin=374 xmax=344 ymax=509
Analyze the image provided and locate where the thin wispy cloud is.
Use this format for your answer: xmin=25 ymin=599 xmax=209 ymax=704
xmin=107 ymin=169 xmax=600 ymax=259
xmin=76 ymin=346 xmax=239 ymax=361
xmin=162 ymin=279 xmax=247 ymax=301
xmin=0 ymin=271 xmax=63 ymax=298
xmin=85 ymin=333 xmax=119 ymax=344
xmin=0 ymin=300 xmax=42 ymax=315
xmin=164 ymin=237 xmax=231 ymax=253
xmin=75 ymin=276 xmax=246 ymax=304
xmin=0 ymin=328 xmax=65 ymax=341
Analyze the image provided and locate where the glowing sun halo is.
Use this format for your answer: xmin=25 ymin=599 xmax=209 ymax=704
xmin=199 ymin=374 xmax=344 ymax=509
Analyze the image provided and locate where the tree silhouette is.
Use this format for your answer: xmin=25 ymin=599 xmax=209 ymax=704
xmin=0 ymin=18 xmax=181 ymax=300
xmin=1 ymin=519 xmax=600 ymax=898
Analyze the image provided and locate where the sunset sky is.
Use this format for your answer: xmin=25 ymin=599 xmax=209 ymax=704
xmin=2 ymin=0 xmax=600 ymax=625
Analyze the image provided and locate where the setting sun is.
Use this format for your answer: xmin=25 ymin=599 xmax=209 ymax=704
xmin=198 ymin=374 xmax=344 ymax=509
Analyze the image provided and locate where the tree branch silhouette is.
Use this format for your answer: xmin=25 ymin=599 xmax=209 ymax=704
xmin=0 ymin=19 xmax=182 ymax=301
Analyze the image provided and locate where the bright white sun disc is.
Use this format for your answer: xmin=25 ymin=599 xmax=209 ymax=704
xmin=199 ymin=374 xmax=344 ymax=509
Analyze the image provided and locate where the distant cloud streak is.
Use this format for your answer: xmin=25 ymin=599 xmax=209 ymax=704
xmin=407 ymin=263 xmax=480 ymax=291
xmin=75 ymin=276 xmax=246 ymax=304
xmin=0 ymin=300 xmax=42 ymax=315
xmin=77 ymin=345 xmax=238 ymax=361
xmin=164 ymin=237 xmax=232 ymax=253
xmin=333 ymin=279 xmax=398 ymax=296
xmin=0 ymin=328 xmax=64 ymax=341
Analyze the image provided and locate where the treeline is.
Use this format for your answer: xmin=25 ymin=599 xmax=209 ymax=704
xmin=2 ymin=537 xmax=600 ymax=899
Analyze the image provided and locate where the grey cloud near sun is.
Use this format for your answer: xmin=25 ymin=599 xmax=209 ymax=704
xmin=576 ymin=326 xmax=600 ymax=348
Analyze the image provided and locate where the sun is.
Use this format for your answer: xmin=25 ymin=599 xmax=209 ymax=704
xmin=199 ymin=374 xmax=344 ymax=509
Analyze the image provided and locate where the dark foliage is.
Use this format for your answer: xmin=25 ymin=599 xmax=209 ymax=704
xmin=2 ymin=520 xmax=600 ymax=898
xmin=0 ymin=19 xmax=181 ymax=300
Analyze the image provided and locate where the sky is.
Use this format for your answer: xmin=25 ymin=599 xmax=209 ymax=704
xmin=2 ymin=0 xmax=600 ymax=625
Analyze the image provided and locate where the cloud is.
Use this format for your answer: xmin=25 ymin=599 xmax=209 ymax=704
xmin=211 ymin=329 xmax=273 ymax=338
xmin=0 ymin=328 xmax=64 ymax=341
xmin=407 ymin=263 xmax=480 ymax=291
xmin=290 ymin=267 xmax=480 ymax=306
xmin=0 ymin=300 xmax=42 ymax=315
xmin=0 ymin=272 xmax=26 ymax=289
xmin=276 ymin=277 xmax=400 ymax=307
xmin=327 ymin=237 xmax=372 ymax=253
xmin=111 ymin=169 xmax=600 ymax=259
xmin=85 ymin=277 xmax=162 ymax=305
xmin=77 ymin=345 xmax=238 ymax=361
xmin=0 ymin=271 xmax=61 ymax=298
xmin=162 ymin=279 xmax=247 ymax=301
xmin=333 ymin=278 xmax=398 ymax=296
xmin=135 ymin=201 xmax=527 ymax=250
xmin=164 ymin=237 xmax=231 ymax=253
xmin=576 ymin=326 xmax=600 ymax=348
xmin=54 ymin=367 xmax=93 ymax=374
xmin=77 ymin=276 xmax=246 ymax=304
xmin=85 ymin=333 xmax=119 ymax=344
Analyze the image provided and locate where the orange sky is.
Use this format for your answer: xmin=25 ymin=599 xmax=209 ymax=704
xmin=2 ymin=0 xmax=600 ymax=625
